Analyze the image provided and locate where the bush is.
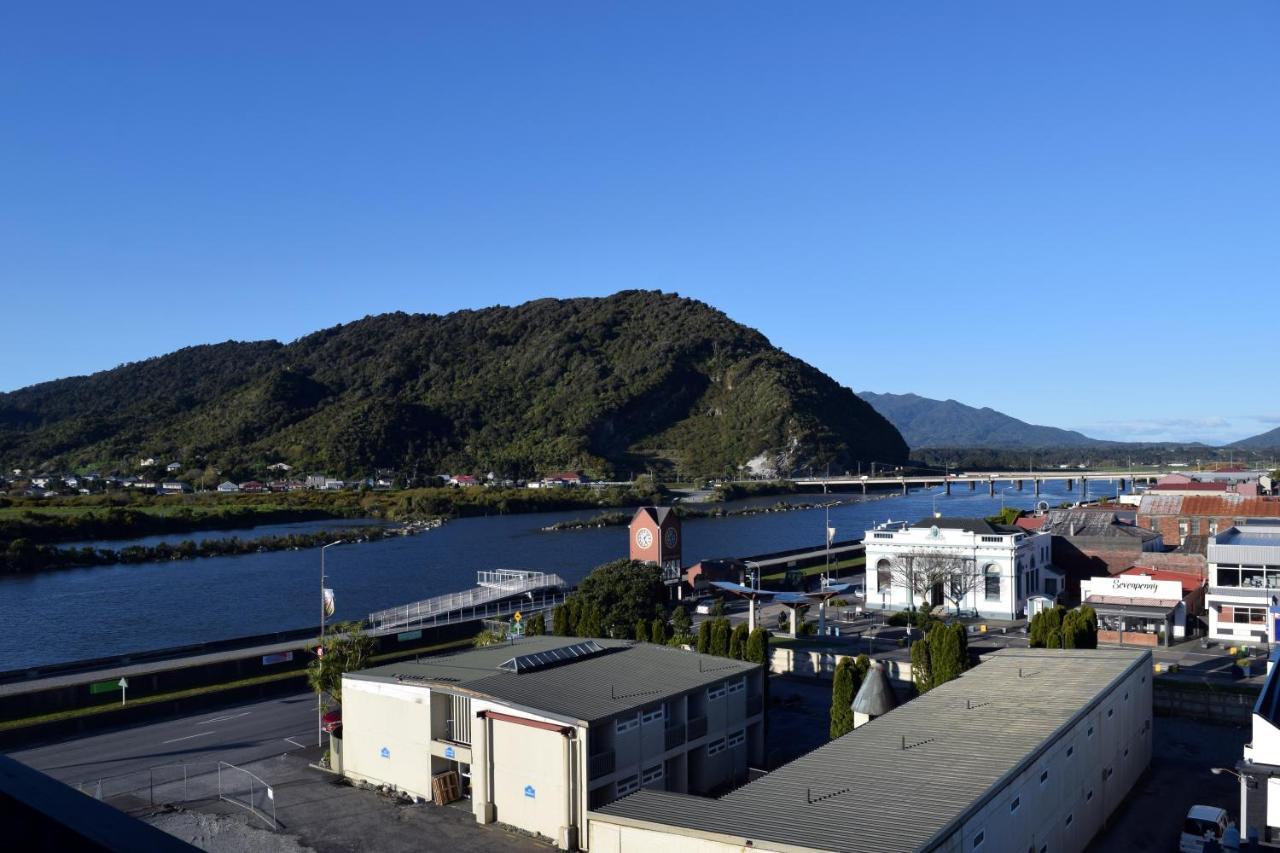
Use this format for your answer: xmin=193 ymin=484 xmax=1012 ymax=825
xmin=526 ymin=612 xmax=545 ymax=636
xmin=650 ymin=617 xmax=668 ymax=645
xmin=853 ymin=654 xmax=871 ymax=683
xmin=830 ymin=657 xmax=857 ymax=739
xmin=552 ymin=603 xmax=572 ymax=636
xmin=729 ymin=623 xmax=749 ymax=660
xmin=697 ymin=620 xmax=713 ymax=654
xmin=911 ymin=637 xmax=933 ymax=694
xmin=710 ymin=619 xmax=731 ymax=657
xmin=635 ymin=619 xmax=650 ymax=642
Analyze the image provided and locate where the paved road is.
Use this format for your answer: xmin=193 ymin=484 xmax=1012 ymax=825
xmin=6 ymin=690 xmax=319 ymax=791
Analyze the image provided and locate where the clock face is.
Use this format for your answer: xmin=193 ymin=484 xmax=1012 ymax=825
xmin=663 ymin=527 xmax=679 ymax=549
xmin=635 ymin=527 xmax=653 ymax=549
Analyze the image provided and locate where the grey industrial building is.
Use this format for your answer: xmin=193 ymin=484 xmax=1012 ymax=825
xmin=589 ymin=648 xmax=1151 ymax=853
xmin=337 ymin=636 xmax=764 ymax=849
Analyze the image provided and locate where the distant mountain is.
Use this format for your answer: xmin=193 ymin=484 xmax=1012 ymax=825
xmin=0 ymin=291 xmax=908 ymax=478
xmin=1229 ymin=426 xmax=1280 ymax=450
xmin=858 ymin=392 xmax=1104 ymax=450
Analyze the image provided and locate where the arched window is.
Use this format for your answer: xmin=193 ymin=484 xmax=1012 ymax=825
xmin=985 ymin=564 xmax=1001 ymax=601
xmin=877 ymin=559 xmax=892 ymax=593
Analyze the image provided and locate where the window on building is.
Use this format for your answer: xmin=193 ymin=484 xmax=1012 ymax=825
xmin=1088 ymin=725 xmax=1094 ymax=737
xmin=640 ymin=706 xmax=664 ymax=725
xmin=1107 ymin=708 xmax=1113 ymax=719
xmin=728 ymin=729 xmax=746 ymax=748
xmin=641 ymin=764 xmax=663 ymax=786
xmin=726 ymin=678 xmax=746 ymax=695
xmin=706 ymin=738 xmax=726 ymax=756
xmin=1010 ymin=796 xmax=1020 ymax=813
xmin=615 ymin=714 xmax=640 ymax=734
xmin=973 ymin=830 xmax=985 ymax=848
xmin=1066 ymin=745 xmax=1074 ymax=758
xmin=985 ymin=564 xmax=1001 ymax=601
xmin=1086 ymin=789 xmax=1094 ymax=802
xmin=1040 ymin=770 xmax=1049 ymax=785
xmin=1066 ymin=814 xmax=1073 ymax=828
xmin=616 ymin=774 xmax=639 ymax=796
xmin=707 ymin=684 xmax=727 ymax=701
xmin=1209 ymin=521 xmax=1219 ymax=536
xmin=1045 ymin=578 xmax=1058 ymax=596
xmin=877 ymin=559 xmax=892 ymax=593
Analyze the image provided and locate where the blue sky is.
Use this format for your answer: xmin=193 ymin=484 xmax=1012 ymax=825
xmin=3 ymin=3 xmax=1277 ymax=444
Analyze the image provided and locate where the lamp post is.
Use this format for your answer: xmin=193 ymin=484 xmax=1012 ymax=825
xmin=318 ymin=540 xmax=343 ymax=748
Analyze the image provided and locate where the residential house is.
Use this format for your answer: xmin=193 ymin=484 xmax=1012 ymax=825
xmin=449 ymin=474 xmax=478 ymax=487
xmin=863 ymin=517 xmax=1059 ymax=619
xmin=166 ymin=462 xmax=182 ymax=473
xmin=239 ymin=481 xmax=267 ymax=493
xmin=217 ymin=481 xmax=240 ymax=493
xmin=323 ymin=478 xmax=345 ymax=490
xmin=160 ymin=482 xmax=192 ymax=494
xmin=138 ymin=457 xmax=157 ymax=468
xmin=305 ymin=474 xmax=328 ymax=489
xmin=267 ymin=462 xmax=293 ymax=473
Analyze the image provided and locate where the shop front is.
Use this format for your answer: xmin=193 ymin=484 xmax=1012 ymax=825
xmin=1080 ymin=574 xmax=1189 ymax=648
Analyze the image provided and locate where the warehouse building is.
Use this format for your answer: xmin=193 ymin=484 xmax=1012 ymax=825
xmin=338 ymin=636 xmax=764 ymax=849
xmin=590 ymin=648 xmax=1151 ymax=853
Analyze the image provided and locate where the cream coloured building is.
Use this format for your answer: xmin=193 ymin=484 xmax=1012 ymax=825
xmin=338 ymin=636 xmax=764 ymax=850
xmin=589 ymin=648 xmax=1151 ymax=853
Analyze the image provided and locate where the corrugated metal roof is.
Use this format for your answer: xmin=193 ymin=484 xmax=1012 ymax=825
xmin=595 ymin=648 xmax=1148 ymax=852
xmin=1139 ymin=494 xmax=1280 ymax=518
xmin=347 ymin=636 xmax=757 ymax=723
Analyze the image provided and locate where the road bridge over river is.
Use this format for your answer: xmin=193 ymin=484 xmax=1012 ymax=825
xmin=786 ymin=469 xmax=1167 ymax=498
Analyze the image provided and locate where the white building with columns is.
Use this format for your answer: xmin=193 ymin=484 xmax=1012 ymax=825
xmin=863 ymin=517 xmax=1059 ymax=620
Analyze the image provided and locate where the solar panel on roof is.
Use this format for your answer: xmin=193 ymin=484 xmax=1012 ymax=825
xmin=498 ymin=640 xmax=607 ymax=673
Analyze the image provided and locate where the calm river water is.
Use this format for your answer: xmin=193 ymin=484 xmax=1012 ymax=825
xmin=0 ymin=479 xmax=1117 ymax=669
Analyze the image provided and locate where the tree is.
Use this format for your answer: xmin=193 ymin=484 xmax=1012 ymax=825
xmin=650 ymin=617 xmax=667 ymax=645
xmin=527 ymin=612 xmax=545 ymax=636
xmin=569 ymin=559 xmax=666 ymax=638
xmin=552 ymin=603 xmax=571 ymax=636
xmin=911 ymin=635 xmax=933 ymax=694
xmin=890 ymin=551 xmax=956 ymax=614
xmin=853 ymin=654 xmax=871 ymax=684
xmin=710 ymin=619 xmax=731 ymax=657
xmin=928 ymin=623 xmax=965 ymax=687
xmin=712 ymin=597 xmax=726 ymax=617
xmin=1077 ymin=605 xmax=1099 ymax=649
xmin=577 ymin=604 xmax=604 ymax=639
xmin=635 ymin=618 xmax=650 ymax=642
xmin=744 ymin=626 xmax=769 ymax=665
xmin=697 ymin=620 xmax=713 ymax=654
xmin=942 ymin=557 xmax=981 ymax=615
xmin=307 ymin=621 xmax=374 ymax=706
xmin=671 ymin=604 xmax=691 ymax=639
xmin=729 ymin=623 xmax=749 ymax=660
xmin=830 ymin=657 xmax=857 ymax=739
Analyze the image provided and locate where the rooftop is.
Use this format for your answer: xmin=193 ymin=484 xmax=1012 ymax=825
xmin=1212 ymin=524 xmax=1280 ymax=549
xmin=1043 ymin=509 xmax=1158 ymax=541
xmin=345 ymin=636 xmax=756 ymax=724
xmin=1139 ymin=494 xmax=1280 ymax=518
xmin=908 ymin=517 xmax=1023 ymax=536
xmin=595 ymin=648 xmax=1148 ymax=853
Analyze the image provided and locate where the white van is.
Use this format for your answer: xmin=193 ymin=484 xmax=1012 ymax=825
xmin=1180 ymin=805 xmax=1228 ymax=852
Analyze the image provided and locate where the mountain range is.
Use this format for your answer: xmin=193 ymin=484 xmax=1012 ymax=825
xmin=0 ymin=291 xmax=909 ymax=478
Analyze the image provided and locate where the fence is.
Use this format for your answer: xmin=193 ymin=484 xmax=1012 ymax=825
xmin=78 ymin=761 xmax=221 ymax=812
xmin=369 ymin=570 xmax=566 ymax=630
xmin=217 ymin=761 xmax=277 ymax=829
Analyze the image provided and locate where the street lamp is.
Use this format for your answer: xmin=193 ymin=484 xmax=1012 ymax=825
xmin=318 ymin=540 xmax=343 ymax=747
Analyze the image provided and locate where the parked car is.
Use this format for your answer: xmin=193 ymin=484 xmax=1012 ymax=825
xmin=1180 ymin=805 xmax=1229 ymax=852
xmin=694 ymin=597 xmax=716 ymax=615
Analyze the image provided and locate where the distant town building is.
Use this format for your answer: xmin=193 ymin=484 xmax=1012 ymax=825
xmin=337 ymin=637 xmax=763 ymax=850
xmin=864 ymin=517 xmax=1058 ymax=619
xmin=267 ymin=462 xmax=292 ymax=472
xmin=165 ymin=462 xmax=182 ymax=473
xmin=1205 ymin=523 xmax=1280 ymax=645
xmin=1079 ymin=569 xmax=1204 ymax=647
xmin=138 ymin=457 xmax=156 ymax=467
xmin=159 ymin=481 xmax=191 ymax=494
xmin=238 ymin=480 xmax=266 ymax=493
xmin=1042 ymin=508 xmax=1164 ymax=602
xmin=217 ymin=481 xmax=240 ymax=493
xmin=449 ymin=474 xmax=478 ymax=487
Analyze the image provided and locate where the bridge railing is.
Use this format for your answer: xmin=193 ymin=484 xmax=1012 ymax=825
xmin=368 ymin=571 xmax=566 ymax=630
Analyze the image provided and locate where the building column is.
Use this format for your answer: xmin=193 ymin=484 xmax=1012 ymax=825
xmin=472 ymin=715 xmax=495 ymax=824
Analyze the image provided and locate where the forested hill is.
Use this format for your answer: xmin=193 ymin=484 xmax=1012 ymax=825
xmin=0 ymin=291 xmax=908 ymax=479
xmin=859 ymin=391 xmax=1104 ymax=450
xmin=1230 ymin=426 xmax=1280 ymax=450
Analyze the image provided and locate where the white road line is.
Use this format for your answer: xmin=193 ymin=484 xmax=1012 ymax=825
xmin=284 ymin=737 xmax=305 ymax=749
xmin=199 ymin=711 xmax=251 ymax=725
xmin=161 ymin=731 xmax=215 ymax=745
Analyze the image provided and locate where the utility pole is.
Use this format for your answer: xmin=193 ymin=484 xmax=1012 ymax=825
xmin=318 ymin=540 xmax=342 ymax=748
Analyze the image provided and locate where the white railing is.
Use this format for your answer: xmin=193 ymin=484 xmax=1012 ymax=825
xmin=385 ymin=592 xmax=567 ymax=632
xmin=368 ymin=570 xmax=566 ymax=630
xmin=218 ymin=761 xmax=277 ymax=829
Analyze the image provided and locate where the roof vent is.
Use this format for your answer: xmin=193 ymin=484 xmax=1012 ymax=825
xmin=499 ymin=640 xmax=607 ymax=674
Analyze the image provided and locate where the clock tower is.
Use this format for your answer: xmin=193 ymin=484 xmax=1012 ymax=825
xmin=629 ymin=506 xmax=683 ymax=586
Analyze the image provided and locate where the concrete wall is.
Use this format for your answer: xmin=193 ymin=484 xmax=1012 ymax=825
xmin=1153 ymin=679 xmax=1259 ymax=725
xmin=491 ymin=719 xmax=571 ymax=844
xmin=340 ymin=679 xmax=434 ymax=800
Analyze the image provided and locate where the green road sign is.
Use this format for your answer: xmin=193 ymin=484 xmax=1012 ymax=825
xmin=89 ymin=679 xmax=119 ymax=695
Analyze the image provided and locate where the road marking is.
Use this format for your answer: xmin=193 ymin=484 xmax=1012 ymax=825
xmin=284 ymin=737 xmax=305 ymax=749
xmin=162 ymin=731 xmax=215 ymax=745
xmin=199 ymin=711 xmax=251 ymax=725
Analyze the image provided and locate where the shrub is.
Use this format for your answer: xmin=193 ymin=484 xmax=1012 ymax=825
xmin=729 ymin=623 xmax=749 ymax=660
xmin=830 ymin=657 xmax=857 ymax=739
xmin=650 ymin=617 xmax=668 ymax=645
xmin=635 ymin=619 xmax=650 ymax=642
xmin=911 ymin=637 xmax=933 ymax=694
xmin=697 ymin=620 xmax=713 ymax=654
xmin=552 ymin=603 xmax=571 ymax=636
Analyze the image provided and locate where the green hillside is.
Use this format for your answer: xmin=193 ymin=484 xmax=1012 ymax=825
xmin=0 ymin=291 xmax=908 ymax=479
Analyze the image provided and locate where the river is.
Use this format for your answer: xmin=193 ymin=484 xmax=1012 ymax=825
xmin=0 ymin=479 xmax=1117 ymax=669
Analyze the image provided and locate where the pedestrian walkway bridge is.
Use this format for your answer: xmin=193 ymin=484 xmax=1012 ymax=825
xmin=368 ymin=570 xmax=567 ymax=631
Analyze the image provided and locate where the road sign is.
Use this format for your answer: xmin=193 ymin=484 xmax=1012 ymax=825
xmin=118 ymin=677 xmax=128 ymax=706
xmin=513 ymin=611 xmax=522 ymax=623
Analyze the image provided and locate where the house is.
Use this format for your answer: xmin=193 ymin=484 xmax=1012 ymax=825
xmin=267 ymin=462 xmax=292 ymax=472
xmin=542 ymin=471 xmax=587 ymax=487
xmin=1136 ymin=494 xmax=1280 ymax=549
xmin=305 ymin=474 xmax=328 ymax=489
xmin=588 ymin=649 xmax=1151 ymax=853
xmin=863 ymin=517 xmax=1059 ymax=619
xmin=449 ymin=474 xmax=479 ymax=487
xmin=1205 ymin=523 xmax=1280 ymax=645
xmin=160 ymin=481 xmax=192 ymax=494
xmin=138 ymin=457 xmax=156 ymax=468
xmin=239 ymin=481 xmax=267 ymax=493
xmin=323 ymin=478 xmax=345 ymax=490
xmin=217 ymin=481 xmax=240 ymax=493
xmin=165 ymin=462 xmax=182 ymax=473
xmin=337 ymin=637 xmax=764 ymax=850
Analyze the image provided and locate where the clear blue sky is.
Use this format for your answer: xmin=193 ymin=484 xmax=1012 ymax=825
xmin=3 ymin=3 xmax=1277 ymax=444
